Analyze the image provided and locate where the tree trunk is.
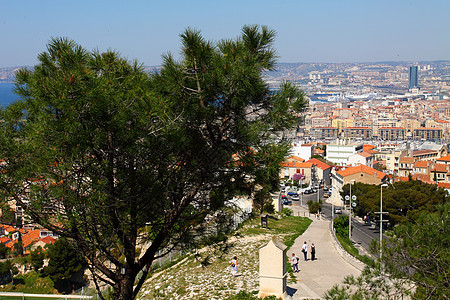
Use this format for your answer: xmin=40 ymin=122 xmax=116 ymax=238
xmin=113 ymin=273 xmax=135 ymax=300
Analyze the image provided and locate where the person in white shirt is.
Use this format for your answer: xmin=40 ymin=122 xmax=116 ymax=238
xmin=289 ymin=253 xmax=299 ymax=272
xmin=301 ymin=241 xmax=308 ymax=261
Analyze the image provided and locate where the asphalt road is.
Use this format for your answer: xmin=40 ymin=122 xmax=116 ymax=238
xmin=287 ymin=189 xmax=381 ymax=256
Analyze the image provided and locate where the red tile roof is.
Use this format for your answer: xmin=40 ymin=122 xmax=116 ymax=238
xmin=438 ymin=182 xmax=450 ymax=189
xmin=413 ymin=161 xmax=432 ymax=168
xmin=399 ymin=157 xmax=416 ymax=164
xmin=337 ymin=165 xmax=386 ymax=180
xmin=281 ymin=162 xmax=314 ymax=168
xmin=431 ymin=164 xmax=448 ymax=173
xmin=413 ymin=150 xmax=437 ymax=156
xmin=305 ymin=158 xmax=332 ymax=171
xmin=363 ymin=144 xmax=376 ymax=150
xmin=22 ymin=229 xmax=41 ymax=249
xmin=437 ymin=155 xmax=450 ymax=162
xmin=38 ymin=236 xmax=56 ymax=245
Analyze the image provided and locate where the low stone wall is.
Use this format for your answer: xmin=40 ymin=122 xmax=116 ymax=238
xmin=328 ymin=221 xmax=365 ymax=271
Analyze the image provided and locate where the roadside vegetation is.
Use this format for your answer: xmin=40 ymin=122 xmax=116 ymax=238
xmin=327 ymin=188 xmax=449 ymax=299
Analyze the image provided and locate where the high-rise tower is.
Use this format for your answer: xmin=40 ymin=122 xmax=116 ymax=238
xmin=409 ymin=66 xmax=418 ymax=90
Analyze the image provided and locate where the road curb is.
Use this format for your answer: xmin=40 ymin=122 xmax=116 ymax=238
xmin=328 ymin=221 xmax=365 ymax=271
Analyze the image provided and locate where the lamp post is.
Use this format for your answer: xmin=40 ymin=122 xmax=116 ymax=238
xmin=378 ymin=183 xmax=388 ymax=272
xmin=348 ymin=179 xmax=355 ymax=240
xmin=300 ymin=176 xmax=304 ymax=207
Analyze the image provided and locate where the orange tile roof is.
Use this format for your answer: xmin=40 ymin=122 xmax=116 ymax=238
xmin=286 ymin=156 xmax=305 ymax=162
xmin=21 ymin=229 xmax=41 ymax=249
xmin=363 ymin=144 xmax=376 ymax=150
xmin=281 ymin=162 xmax=314 ymax=168
xmin=38 ymin=236 xmax=56 ymax=245
xmin=413 ymin=150 xmax=437 ymax=156
xmin=437 ymin=155 xmax=450 ymax=162
xmin=0 ymin=225 xmax=16 ymax=234
xmin=0 ymin=236 xmax=11 ymax=245
xmin=413 ymin=160 xmax=432 ymax=168
xmin=305 ymin=158 xmax=332 ymax=170
xmin=413 ymin=173 xmax=433 ymax=183
xmin=431 ymin=164 xmax=448 ymax=173
xmin=366 ymin=149 xmax=379 ymax=154
xmin=399 ymin=157 xmax=416 ymax=164
xmin=337 ymin=165 xmax=386 ymax=180
xmin=357 ymin=151 xmax=373 ymax=158
xmin=438 ymin=182 xmax=450 ymax=189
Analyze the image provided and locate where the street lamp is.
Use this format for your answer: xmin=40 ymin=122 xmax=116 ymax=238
xmin=300 ymin=176 xmax=304 ymax=207
xmin=348 ymin=179 xmax=356 ymax=240
xmin=378 ymin=183 xmax=389 ymax=272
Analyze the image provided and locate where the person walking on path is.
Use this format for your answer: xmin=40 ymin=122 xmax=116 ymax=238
xmin=311 ymin=243 xmax=316 ymax=261
xmin=230 ymin=256 xmax=238 ymax=277
xmin=302 ymin=241 xmax=308 ymax=261
xmin=289 ymin=253 xmax=299 ymax=272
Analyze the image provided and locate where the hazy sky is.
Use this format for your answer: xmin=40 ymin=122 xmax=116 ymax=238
xmin=1 ymin=0 xmax=449 ymax=67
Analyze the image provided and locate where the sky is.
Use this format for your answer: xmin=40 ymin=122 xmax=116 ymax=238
xmin=1 ymin=0 xmax=450 ymax=67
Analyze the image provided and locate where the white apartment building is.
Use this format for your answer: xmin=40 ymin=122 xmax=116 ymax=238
xmin=326 ymin=142 xmax=364 ymax=166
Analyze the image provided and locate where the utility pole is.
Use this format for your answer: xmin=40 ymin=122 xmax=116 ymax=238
xmin=376 ymin=183 xmax=389 ymax=273
xmin=348 ymin=179 xmax=355 ymax=240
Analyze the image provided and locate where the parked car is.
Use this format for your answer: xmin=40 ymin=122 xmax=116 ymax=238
xmin=334 ymin=208 xmax=342 ymax=214
xmin=283 ymin=199 xmax=292 ymax=205
xmin=323 ymin=193 xmax=329 ymax=198
xmin=287 ymin=191 xmax=298 ymax=196
xmin=281 ymin=195 xmax=288 ymax=200
xmin=304 ymin=189 xmax=312 ymax=194
xmin=291 ymin=195 xmax=300 ymax=201
xmin=323 ymin=186 xmax=328 ymax=191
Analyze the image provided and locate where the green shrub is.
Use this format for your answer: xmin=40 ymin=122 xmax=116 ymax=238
xmin=333 ymin=215 xmax=349 ymax=237
xmin=281 ymin=208 xmax=293 ymax=217
xmin=263 ymin=203 xmax=275 ymax=214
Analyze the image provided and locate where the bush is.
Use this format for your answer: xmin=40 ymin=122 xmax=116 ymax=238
xmin=307 ymin=200 xmax=322 ymax=214
xmin=333 ymin=215 xmax=349 ymax=237
xmin=281 ymin=208 xmax=293 ymax=217
xmin=30 ymin=246 xmax=45 ymax=271
xmin=263 ymin=203 xmax=275 ymax=214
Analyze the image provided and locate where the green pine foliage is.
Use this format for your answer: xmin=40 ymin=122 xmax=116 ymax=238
xmin=0 ymin=26 xmax=307 ymax=299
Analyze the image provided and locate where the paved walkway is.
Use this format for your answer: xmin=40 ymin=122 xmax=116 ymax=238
xmin=286 ymin=204 xmax=362 ymax=299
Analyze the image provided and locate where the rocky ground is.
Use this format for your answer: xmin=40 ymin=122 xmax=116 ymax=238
xmin=137 ymin=227 xmax=287 ymax=299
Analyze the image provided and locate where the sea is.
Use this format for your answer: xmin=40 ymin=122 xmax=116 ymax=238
xmin=0 ymin=82 xmax=327 ymax=107
xmin=0 ymin=83 xmax=18 ymax=108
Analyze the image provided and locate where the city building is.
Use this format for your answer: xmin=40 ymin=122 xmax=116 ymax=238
xmin=311 ymin=127 xmax=339 ymax=140
xmin=409 ymin=66 xmax=418 ymax=90
xmin=305 ymin=158 xmax=332 ymax=186
xmin=379 ymin=127 xmax=407 ymax=140
xmin=326 ymin=142 xmax=363 ymax=166
xmin=331 ymin=165 xmax=387 ymax=206
xmin=413 ymin=128 xmax=443 ymax=141
xmin=343 ymin=127 xmax=373 ymax=140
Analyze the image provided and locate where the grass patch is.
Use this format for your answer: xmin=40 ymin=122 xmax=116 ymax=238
xmin=336 ymin=234 xmax=375 ymax=267
xmin=0 ymin=271 xmax=56 ymax=294
xmin=238 ymin=215 xmax=312 ymax=285
xmin=239 ymin=215 xmax=312 ymax=247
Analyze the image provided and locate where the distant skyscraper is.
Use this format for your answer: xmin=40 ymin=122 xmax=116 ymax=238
xmin=409 ymin=66 xmax=418 ymax=89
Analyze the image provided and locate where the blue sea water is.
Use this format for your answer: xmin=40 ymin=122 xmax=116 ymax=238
xmin=0 ymin=83 xmax=18 ymax=108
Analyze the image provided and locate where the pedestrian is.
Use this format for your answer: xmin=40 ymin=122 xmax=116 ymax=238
xmin=301 ymin=241 xmax=308 ymax=261
xmin=289 ymin=253 xmax=299 ymax=272
xmin=230 ymin=256 xmax=238 ymax=277
xmin=311 ymin=243 xmax=316 ymax=261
